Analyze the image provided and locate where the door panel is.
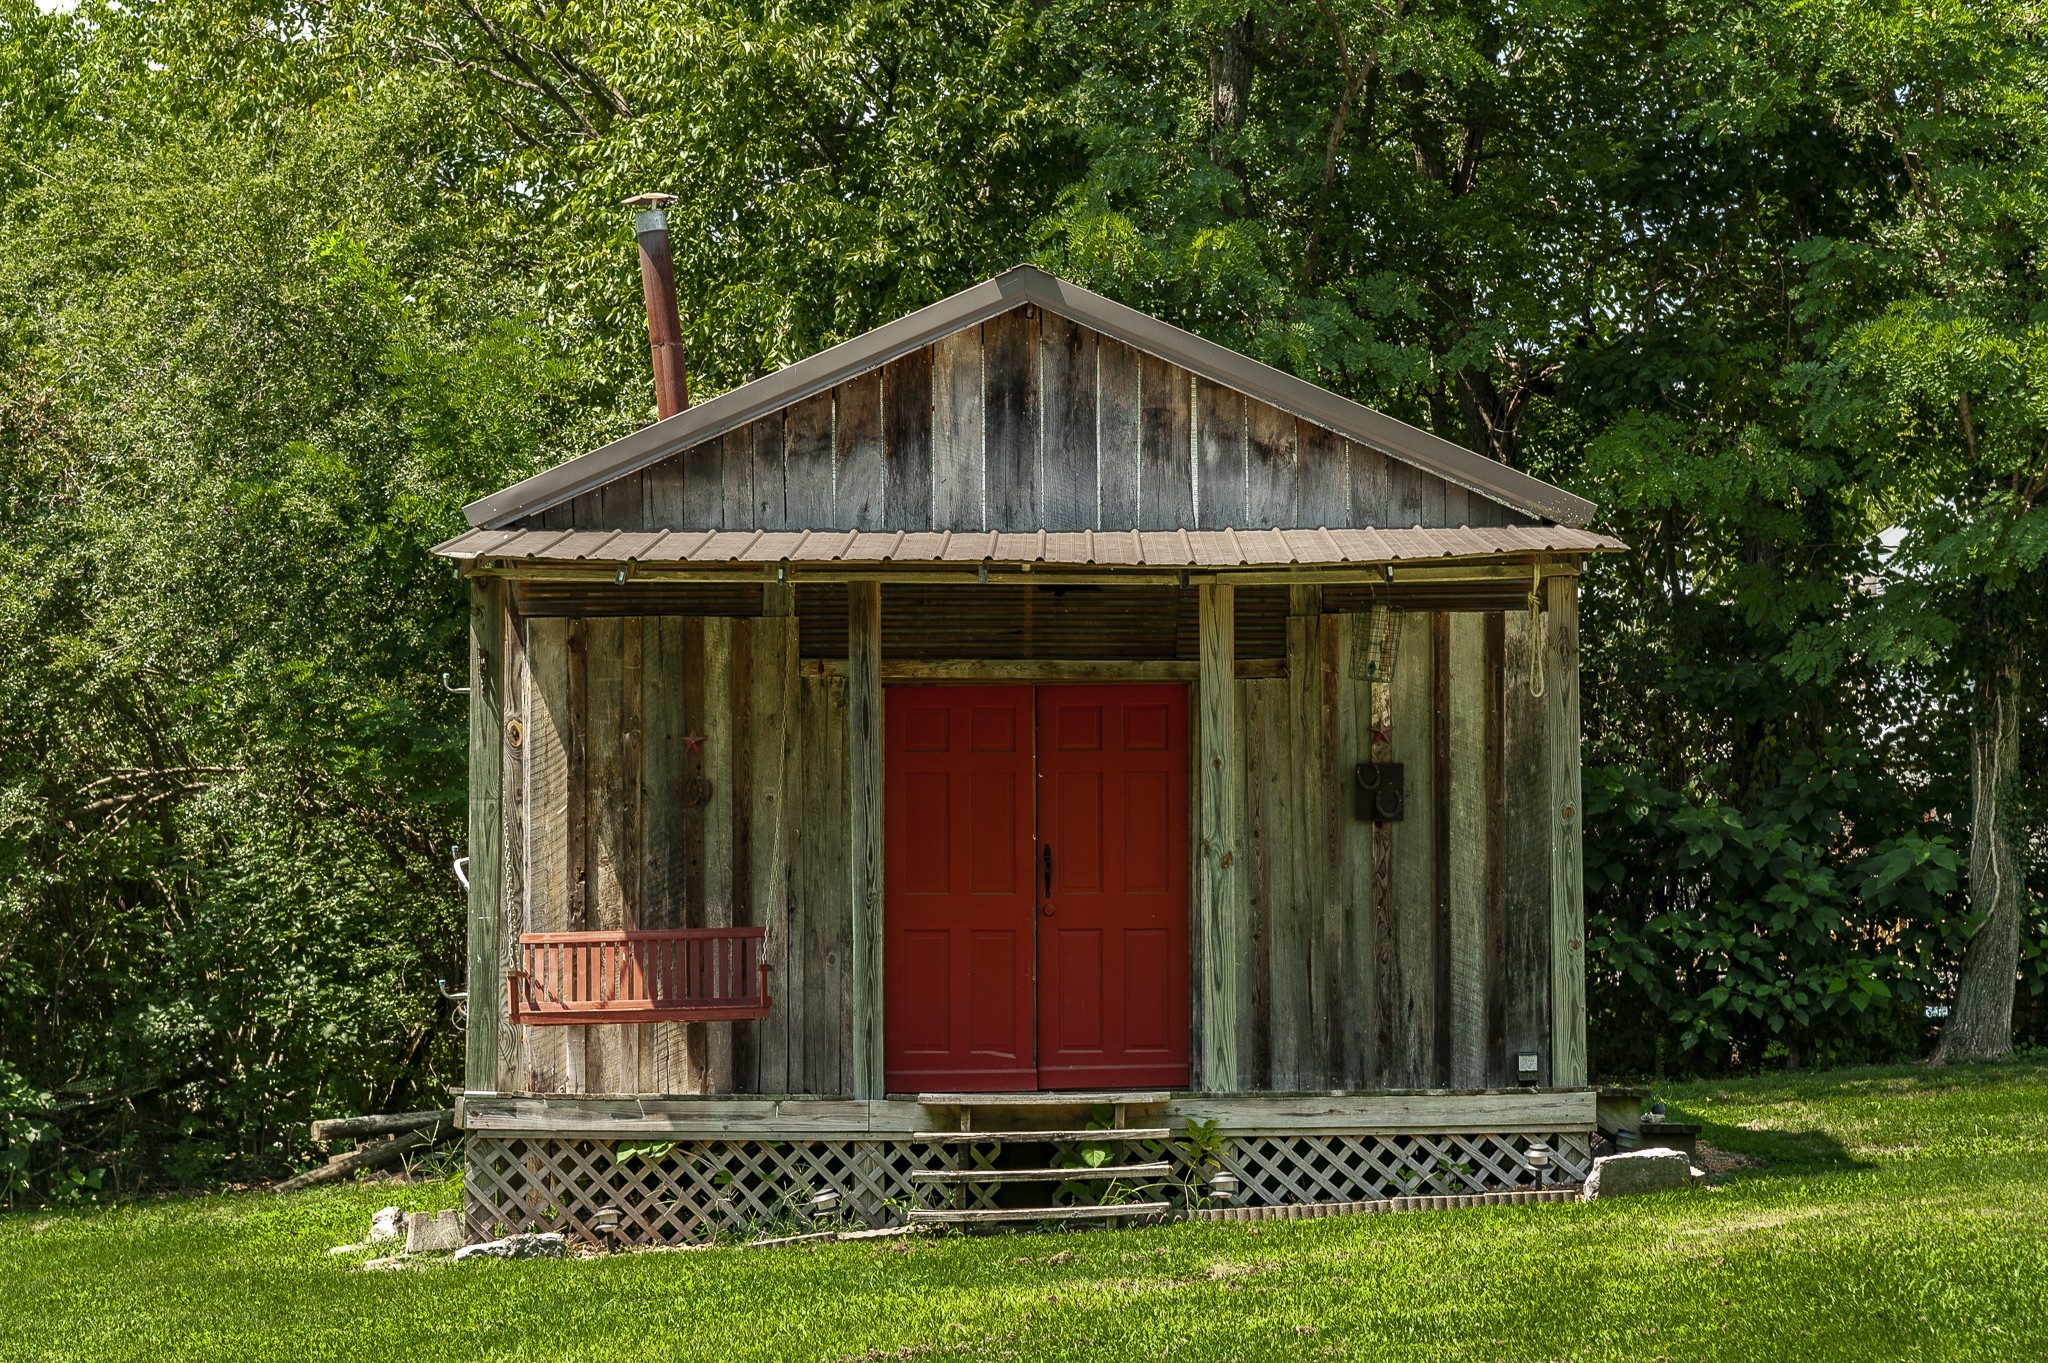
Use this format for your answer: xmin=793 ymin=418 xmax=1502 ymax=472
xmin=1035 ymin=685 xmax=1191 ymax=1088
xmin=884 ymin=686 xmax=1037 ymax=1091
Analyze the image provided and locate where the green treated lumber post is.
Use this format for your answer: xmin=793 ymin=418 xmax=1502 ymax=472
xmin=465 ymin=575 xmax=504 ymax=1096
xmin=847 ymin=582 xmax=885 ymax=1099
xmin=1197 ymin=582 xmax=1240 ymax=1092
xmin=1547 ymin=573 xmax=1587 ymax=1087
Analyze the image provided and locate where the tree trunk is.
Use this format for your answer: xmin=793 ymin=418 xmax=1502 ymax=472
xmin=1933 ymin=636 xmax=2027 ymax=1065
xmin=1209 ymin=17 xmax=1254 ymax=177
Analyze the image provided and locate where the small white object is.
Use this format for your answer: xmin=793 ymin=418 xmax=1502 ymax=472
xmin=367 ymin=1206 xmax=404 ymax=1242
xmin=452 ymin=1233 xmax=569 ymax=1262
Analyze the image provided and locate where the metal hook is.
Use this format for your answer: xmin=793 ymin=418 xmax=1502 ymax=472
xmin=441 ymin=672 xmax=471 ymax=695
xmin=451 ymin=844 xmax=471 ymax=890
xmin=436 ymin=978 xmax=469 ymax=1002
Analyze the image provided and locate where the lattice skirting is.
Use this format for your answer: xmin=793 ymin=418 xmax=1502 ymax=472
xmin=463 ymin=1130 xmax=1593 ymax=1245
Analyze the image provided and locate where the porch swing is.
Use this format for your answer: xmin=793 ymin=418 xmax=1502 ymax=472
xmin=505 ymin=926 xmax=773 ymax=1026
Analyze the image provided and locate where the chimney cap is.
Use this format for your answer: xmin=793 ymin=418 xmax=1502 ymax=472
xmin=622 ymin=191 xmax=678 ymax=209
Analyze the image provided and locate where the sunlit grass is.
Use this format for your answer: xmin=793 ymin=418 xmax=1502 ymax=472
xmin=3 ymin=1062 xmax=2044 ymax=1362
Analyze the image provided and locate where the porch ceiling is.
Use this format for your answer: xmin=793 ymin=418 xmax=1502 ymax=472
xmin=434 ymin=524 xmax=1624 ymax=569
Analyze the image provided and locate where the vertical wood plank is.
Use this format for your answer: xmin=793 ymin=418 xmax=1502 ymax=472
xmin=583 ymin=617 xmax=627 ymax=1094
xmin=932 ymin=327 xmax=984 ymax=531
xmin=562 ymin=618 xmax=589 ymax=1092
xmin=683 ymin=436 xmax=725 ymax=529
xmin=1318 ymin=608 xmax=1345 ymax=1086
xmin=834 ymin=373 xmax=885 ymax=531
xmin=1389 ymin=460 xmax=1426 ymax=528
xmin=1443 ymin=482 xmax=1473 ymax=528
xmin=1447 ymin=612 xmax=1488 ymax=1089
xmin=496 ymin=602 xmax=527 ymax=1094
xmin=1350 ymin=443 xmax=1390 ymax=527
xmin=847 ymin=582 xmax=885 ymax=1098
xmin=1484 ymin=611 xmax=1509 ymax=1087
xmin=1502 ymin=607 xmax=1552 ymax=1085
xmin=783 ymin=391 xmax=836 ymax=530
xmin=1098 ymin=337 xmax=1142 ymax=528
xmin=465 ymin=578 xmax=503 ymax=1096
xmin=1196 ymin=583 xmax=1240 ymax=1091
xmin=1296 ymin=420 xmax=1347 ymax=527
xmin=1140 ymin=355 xmax=1194 ymax=529
xmin=617 ymin=617 xmax=644 ymax=1087
xmin=749 ymin=416 xmax=788 ymax=530
xmin=679 ymin=618 xmax=710 ymax=1093
xmin=1246 ymin=401 xmax=1297 ymax=528
xmin=1285 ymin=590 xmax=1327 ymax=1087
xmin=720 ymin=429 xmax=755 ymax=530
xmin=748 ymin=614 xmax=800 ymax=1093
xmin=523 ymin=618 xmax=573 ymax=1095
xmin=731 ymin=624 xmax=758 ymax=1089
xmin=1387 ymin=610 xmax=1436 ymax=1088
xmin=1334 ymin=615 xmax=1376 ymax=1087
xmin=1548 ymin=575 xmax=1588 ymax=1087
xmin=1431 ymin=613 xmax=1452 ymax=1087
xmin=1040 ymin=313 xmax=1099 ymax=531
xmin=1239 ymin=678 xmax=1277 ymax=1089
xmin=701 ymin=618 xmax=737 ymax=1091
xmin=982 ymin=306 xmax=1040 ymax=531
xmin=600 ymin=473 xmax=645 ymax=531
xmin=1195 ymin=378 xmax=1246 ymax=530
xmin=882 ymin=347 xmax=934 ymax=530
xmin=640 ymin=615 xmax=693 ymax=1092
xmin=644 ymin=451 xmax=689 ymax=529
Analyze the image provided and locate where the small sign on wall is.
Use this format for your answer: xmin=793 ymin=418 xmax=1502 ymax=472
xmin=1354 ymin=762 xmax=1405 ymax=822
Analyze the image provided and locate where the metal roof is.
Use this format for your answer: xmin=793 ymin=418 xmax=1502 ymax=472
xmin=436 ymin=524 xmax=1624 ymax=569
xmin=461 ymin=266 xmax=1599 ymax=531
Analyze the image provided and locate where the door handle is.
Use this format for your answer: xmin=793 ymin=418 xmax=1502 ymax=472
xmin=1040 ymin=845 xmax=1054 ymax=916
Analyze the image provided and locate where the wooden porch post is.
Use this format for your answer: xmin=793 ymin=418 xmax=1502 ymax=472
xmin=1197 ymin=583 xmax=1240 ymax=1092
xmin=465 ymin=576 xmax=504 ymax=1095
xmin=1546 ymin=573 xmax=1587 ymax=1086
xmin=848 ymin=581 xmax=885 ymax=1099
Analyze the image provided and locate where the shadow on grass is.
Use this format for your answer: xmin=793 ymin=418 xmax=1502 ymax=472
xmin=1683 ymin=1121 xmax=1868 ymax=1178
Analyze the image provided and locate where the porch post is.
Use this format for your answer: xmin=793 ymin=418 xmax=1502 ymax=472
xmin=1196 ymin=582 xmax=1240 ymax=1092
xmin=1546 ymin=572 xmax=1587 ymax=1086
xmin=848 ymin=581 xmax=885 ymax=1099
xmin=464 ymin=575 xmax=504 ymax=1095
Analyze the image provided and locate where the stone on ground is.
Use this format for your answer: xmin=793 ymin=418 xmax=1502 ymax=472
xmin=451 ymin=1232 xmax=569 ymax=1262
xmin=1582 ymin=1147 xmax=1695 ymax=1200
xmin=405 ymin=1209 xmax=464 ymax=1253
xmin=367 ymin=1206 xmax=404 ymax=1242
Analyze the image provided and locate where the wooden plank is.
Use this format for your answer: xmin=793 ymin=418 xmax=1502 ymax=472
xmin=1388 ymin=460 xmax=1426 ymax=528
xmin=1349 ymin=443 xmax=1390 ymax=527
xmin=1097 ymin=336 xmax=1142 ymax=527
xmin=644 ymin=450 xmax=689 ymax=529
xmin=908 ymin=1202 xmax=1169 ymax=1224
xmin=911 ymin=1128 xmax=1172 ymax=1144
xmin=600 ymin=472 xmax=645 ymax=531
xmin=1484 ymin=611 xmax=1509 ymax=1088
xmin=1139 ymin=354 xmax=1194 ymax=529
xmin=881 ymin=347 xmax=933 ymax=530
xmin=1501 ymin=607 xmax=1551 ymax=1085
xmin=1443 ymin=482 xmax=1473 ymax=529
xmin=1287 ymin=590 xmax=1327 ymax=1088
xmin=618 ymin=617 xmax=644 ymax=1088
xmin=1447 ymin=612 xmax=1487 ymax=1089
xmin=640 ymin=614 xmax=693 ymax=1094
xmin=981 ymin=306 xmax=1040 ymax=530
xmin=1040 ymin=313 xmax=1098 ymax=530
xmin=522 ymin=618 xmax=573 ymax=1095
xmin=1239 ymin=676 xmax=1277 ymax=1089
xmin=931 ymin=326 xmax=984 ymax=530
xmin=1547 ymin=576 xmax=1587 ymax=1087
xmin=1334 ymin=615 xmax=1375 ymax=1087
xmin=582 ymin=616 xmax=628 ymax=1095
xmin=806 ymin=672 xmax=854 ymax=1096
xmin=783 ymin=391 xmax=836 ymax=530
xmin=465 ymin=579 xmax=504 ymax=1095
xmin=1196 ymin=583 xmax=1240 ymax=1091
xmin=562 ymin=618 xmax=589 ymax=1092
xmin=1420 ymin=468 xmax=1449 ymax=526
xmin=834 ymin=373 xmax=885 ymax=530
xmin=1386 ymin=610 xmax=1435 ymax=1088
xmin=797 ymin=659 xmax=1287 ymax=682
xmin=1431 ymin=612 xmax=1452 ymax=1088
xmin=1245 ymin=401 xmax=1297 ymax=528
xmin=701 ymin=618 xmax=737 ymax=1092
xmin=1296 ymin=420 xmax=1346 ymax=527
xmin=679 ymin=618 xmax=710 ymax=1092
xmin=1196 ymin=378 xmax=1246 ymax=529
xmin=748 ymin=614 xmax=800 ymax=1094
xmin=1163 ymin=1089 xmax=1597 ymax=1134
xmin=720 ymin=428 xmax=755 ymax=530
xmin=729 ymin=622 xmax=756 ymax=1089
xmin=496 ymin=600 xmax=528 ymax=1093
xmin=1318 ymin=607 xmax=1345 ymax=1086
xmin=911 ymin=1163 xmax=1171 ymax=1183
xmin=749 ymin=415 xmax=788 ymax=530
xmin=683 ymin=436 xmax=725 ymax=529
xmin=847 ymin=582 xmax=884 ymax=1098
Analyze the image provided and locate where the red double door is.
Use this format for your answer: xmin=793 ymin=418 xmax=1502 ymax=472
xmin=883 ymin=685 xmax=1190 ymax=1092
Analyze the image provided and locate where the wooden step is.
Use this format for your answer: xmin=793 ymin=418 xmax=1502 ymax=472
xmin=907 ymin=1200 xmax=1172 ymax=1225
xmin=910 ymin=1128 xmax=1172 ymax=1144
xmin=911 ymin=1162 xmax=1172 ymax=1184
xmin=915 ymin=1092 xmax=1171 ymax=1107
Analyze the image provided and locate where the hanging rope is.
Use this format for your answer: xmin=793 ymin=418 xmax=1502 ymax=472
xmin=1527 ymin=564 xmax=1548 ymax=699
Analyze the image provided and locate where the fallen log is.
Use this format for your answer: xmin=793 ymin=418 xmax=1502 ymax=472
xmin=310 ymin=1109 xmax=455 ymax=1144
xmin=273 ymin=1121 xmax=450 ymax=1195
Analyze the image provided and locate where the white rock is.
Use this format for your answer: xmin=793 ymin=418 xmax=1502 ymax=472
xmin=361 ymin=1256 xmax=410 ymax=1271
xmin=452 ymin=1233 xmax=570 ymax=1262
xmin=367 ymin=1206 xmax=404 ymax=1242
xmin=1582 ymin=1147 xmax=1695 ymax=1200
xmin=327 ymin=1243 xmax=367 ymax=1256
xmin=405 ymin=1209 xmax=465 ymax=1253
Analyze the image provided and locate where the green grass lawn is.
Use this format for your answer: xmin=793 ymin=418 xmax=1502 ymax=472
xmin=4 ymin=1062 xmax=2045 ymax=1362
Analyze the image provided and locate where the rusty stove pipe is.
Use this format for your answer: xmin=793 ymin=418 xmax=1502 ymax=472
xmin=625 ymin=192 xmax=689 ymax=419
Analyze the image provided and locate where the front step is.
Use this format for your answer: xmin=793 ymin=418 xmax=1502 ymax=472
xmin=915 ymin=1092 xmax=1171 ymax=1107
xmin=911 ymin=1162 xmax=1172 ymax=1184
xmin=907 ymin=1201 xmax=1171 ymax=1226
xmin=911 ymin=1128 xmax=1172 ymax=1143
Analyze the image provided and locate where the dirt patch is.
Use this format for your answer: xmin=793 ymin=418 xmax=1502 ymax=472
xmin=1694 ymin=1140 xmax=1763 ymax=1179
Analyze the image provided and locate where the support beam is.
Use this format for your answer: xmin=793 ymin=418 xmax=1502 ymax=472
xmin=1196 ymin=583 xmax=1240 ymax=1092
xmin=1547 ymin=575 xmax=1587 ymax=1086
xmin=465 ymin=577 xmax=504 ymax=1094
xmin=847 ymin=581 xmax=885 ymax=1098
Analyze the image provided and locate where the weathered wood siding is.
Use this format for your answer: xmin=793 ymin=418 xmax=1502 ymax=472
xmin=497 ymin=606 xmax=851 ymax=1096
xmin=486 ymin=591 xmax=1576 ymax=1098
xmin=531 ymin=311 xmax=1534 ymax=534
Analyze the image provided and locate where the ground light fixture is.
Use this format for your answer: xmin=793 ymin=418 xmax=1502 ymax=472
xmin=591 ymin=1205 xmax=625 ymax=1253
xmin=1523 ymin=1141 xmax=1552 ymax=1189
xmin=1208 ymin=1172 xmax=1240 ymax=1204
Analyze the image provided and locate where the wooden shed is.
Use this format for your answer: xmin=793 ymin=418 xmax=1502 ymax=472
xmin=437 ymin=265 xmax=1621 ymax=1242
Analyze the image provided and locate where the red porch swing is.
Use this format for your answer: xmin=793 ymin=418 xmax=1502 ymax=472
xmin=506 ymin=927 xmax=772 ymax=1025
